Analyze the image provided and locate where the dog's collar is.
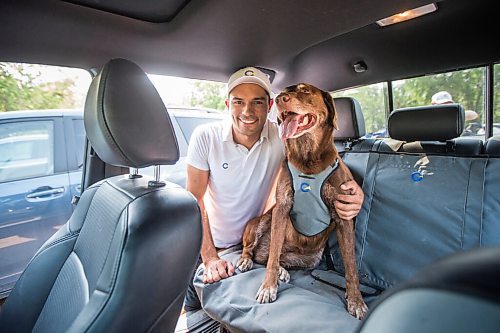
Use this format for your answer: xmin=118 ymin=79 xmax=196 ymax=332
xmin=286 ymin=158 xmax=339 ymax=177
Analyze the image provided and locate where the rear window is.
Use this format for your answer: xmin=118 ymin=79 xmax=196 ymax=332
xmin=332 ymin=82 xmax=389 ymax=137
xmin=333 ymin=67 xmax=489 ymax=139
xmin=494 ymin=63 xmax=500 ymax=134
xmin=393 ymin=67 xmax=486 ymax=139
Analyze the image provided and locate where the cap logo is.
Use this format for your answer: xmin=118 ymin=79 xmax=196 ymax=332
xmin=244 ymin=70 xmax=255 ymax=76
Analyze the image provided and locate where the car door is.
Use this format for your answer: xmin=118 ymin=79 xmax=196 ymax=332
xmin=0 ymin=116 xmax=73 ymax=296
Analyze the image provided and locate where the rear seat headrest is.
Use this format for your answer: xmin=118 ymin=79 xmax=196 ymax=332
xmin=485 ymin=135 xmax=500 ymax=155
xmin=333 ymin=97 xmax=366 ymax=140
xmin=388 ymin=104 xmax=464 ymax=141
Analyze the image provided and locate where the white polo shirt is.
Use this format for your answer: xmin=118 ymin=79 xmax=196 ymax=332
xmin=186 ymin=118 xmax=284 ymax=248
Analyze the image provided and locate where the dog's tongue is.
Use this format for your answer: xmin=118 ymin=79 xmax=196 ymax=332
xmin=280 ymin=114 xmax=302 ymax=139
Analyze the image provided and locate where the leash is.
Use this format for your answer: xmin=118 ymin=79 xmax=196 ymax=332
xmin=323 ymin=242 xmax=336 ymax=270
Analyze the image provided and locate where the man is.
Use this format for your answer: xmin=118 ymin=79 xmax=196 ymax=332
xmin=184 ymin=67 xmax=364 ymax=311
xmin=431 ymin=90 xmax=478 ymax=121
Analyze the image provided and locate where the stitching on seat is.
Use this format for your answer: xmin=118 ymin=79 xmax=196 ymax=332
xmin=34 ymin=232 xmax=80 ymax=259
xmin=45 ymin=232 xmax=79 ymax=247
xmin=105 ymin=179 xmax=135 ymax=199
xmin=69 ymin=184 xmax=101 ymax=233
xmin=103 ymin=206 xmax=127 ymax=291
xmin=358 ymin=151 xmax=380 ymax=267
xmin=479 ymin=158 xmax=488 ymax=246
xmin=461 ymin=159 xmax=472 ymax=249
xmin=81 ymin=206 xmax=127 ymax=332
xmin=106 ymin=177 xmax=175 ymax=200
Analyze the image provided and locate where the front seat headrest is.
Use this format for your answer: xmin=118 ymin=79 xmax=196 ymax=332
xmin=84 ymin=58 xmax=179 ymax=168
xmin=388 ymin=104 xmax=465 ymax=141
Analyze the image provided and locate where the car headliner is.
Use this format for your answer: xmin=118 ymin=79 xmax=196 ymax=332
xmin=0 ymin=0 xmax=497 ymax=92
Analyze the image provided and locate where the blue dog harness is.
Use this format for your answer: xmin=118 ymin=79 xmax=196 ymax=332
xmin=287 ymin=159 xmax=339 ymax=236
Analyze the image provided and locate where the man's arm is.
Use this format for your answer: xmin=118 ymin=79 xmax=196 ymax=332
xmin=186 ymin=165 xmax=235 ymax=284
xmin=334 ymin=180 xmax=364 ymax=220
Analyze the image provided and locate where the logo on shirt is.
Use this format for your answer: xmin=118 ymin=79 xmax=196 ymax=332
xmin=222 ymin=162 xmax=229 ymax=169
xmin=300 ymin=182 xmax=311 ymax=192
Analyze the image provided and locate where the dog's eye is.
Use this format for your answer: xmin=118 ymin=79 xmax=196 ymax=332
xmin=299 ymin=87 xmax=310 ymax=94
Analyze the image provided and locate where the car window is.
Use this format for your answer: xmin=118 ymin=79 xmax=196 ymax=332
xmin=393 ymin=67 xmax=486 ymax=139
xmin=494 ymin=63 xmax=500 ymax=134
xmin=333 ymin=67 xmax=489 ymax=139
xmin=332 ymin=83 xmax=389 ymax=138
xmin=175 ymin=116 xmax=223 ymax=143
xmin=0 ymin=121 xmax=54 ymax=183
xmin=137 ymin=113 xmax=224 ymax=186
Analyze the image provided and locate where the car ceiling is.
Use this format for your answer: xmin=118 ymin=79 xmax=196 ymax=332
xmin=0 ymin=0 xmax=498 ymax=92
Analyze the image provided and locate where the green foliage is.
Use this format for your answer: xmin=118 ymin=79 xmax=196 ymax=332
xmin=333 ymin=83 xmax=388 ymax=134
xmin=0 ymin=62 xmax=76 ymax=112
xmin=494 ymin=64 xmax=500 ymax=124
xmin=393 ymin=68 xmax=486 ymax=121
xmin=190 ymin=81 xmax=226 ymax=111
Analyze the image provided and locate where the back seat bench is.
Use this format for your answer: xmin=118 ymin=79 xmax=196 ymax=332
xmin=326 ymin=103 xmax=500 ymax=294
xmin=192 ymin=101 xmax=500 ymax=333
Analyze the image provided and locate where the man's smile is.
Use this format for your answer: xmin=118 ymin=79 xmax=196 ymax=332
xmin=238 ymin=117 xmax=258 ymax=125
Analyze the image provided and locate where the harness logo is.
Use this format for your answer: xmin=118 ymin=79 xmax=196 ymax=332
xmin=222 ymin=163 xmax=229 ymax=169
xmin=300 ymin=182 xmax=311 ymax=192
xmin=411 ymin=171 xmax=423 ymax=182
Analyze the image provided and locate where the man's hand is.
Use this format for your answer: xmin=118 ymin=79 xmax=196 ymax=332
xmin=203 ymin=258 xmax=235 ymax=284
xmin=334 ymin=180 xmax=364 ymax=220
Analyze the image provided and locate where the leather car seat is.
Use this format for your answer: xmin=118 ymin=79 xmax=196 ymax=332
xmin=0 ymin=58 xmax=202 ymax=333
xmin=357 ymin=247 xmax=500 ymax=333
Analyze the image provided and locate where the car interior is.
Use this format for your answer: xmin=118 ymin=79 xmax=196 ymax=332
xmin=0 ymin=0 xmax=499 ymax=332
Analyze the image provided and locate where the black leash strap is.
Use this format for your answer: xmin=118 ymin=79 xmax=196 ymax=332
xmin=323 ymin=243 xmax=335 ymax=270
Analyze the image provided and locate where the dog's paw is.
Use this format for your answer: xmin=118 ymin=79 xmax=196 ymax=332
xmin=278 ymin=266 xmax=290 ymax=283
xmin=256 ymin=283 xmax=278 ymax=303
xmin=236 ymin=257 xmax=253 ymax=272
xmin=347 ymin=296 xmax=368 ymax=320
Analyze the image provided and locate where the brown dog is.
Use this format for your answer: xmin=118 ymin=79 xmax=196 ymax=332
xmin=236 ymin=83 xmax=368 ymax=319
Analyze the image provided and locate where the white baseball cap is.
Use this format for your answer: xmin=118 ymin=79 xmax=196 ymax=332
xmin=431 ymin=91 xmax=453 ymax=105
xmin=227 ymin=67 xmax=272 ymax=96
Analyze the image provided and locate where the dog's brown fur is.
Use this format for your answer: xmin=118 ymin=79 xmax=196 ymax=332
xmin=236 ymin=83 xmax=367 ymax=319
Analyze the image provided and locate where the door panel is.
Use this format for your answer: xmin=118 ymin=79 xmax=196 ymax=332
xmin=0 ymin=118 xmax=72 ymax=296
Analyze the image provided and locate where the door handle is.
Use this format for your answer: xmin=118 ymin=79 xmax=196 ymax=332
xmin=26 ymin=187 xmax=65 ymax=200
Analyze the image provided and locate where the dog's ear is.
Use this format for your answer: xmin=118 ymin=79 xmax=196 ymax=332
xmin=321 ymin=90 xmax=337 ymax=129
